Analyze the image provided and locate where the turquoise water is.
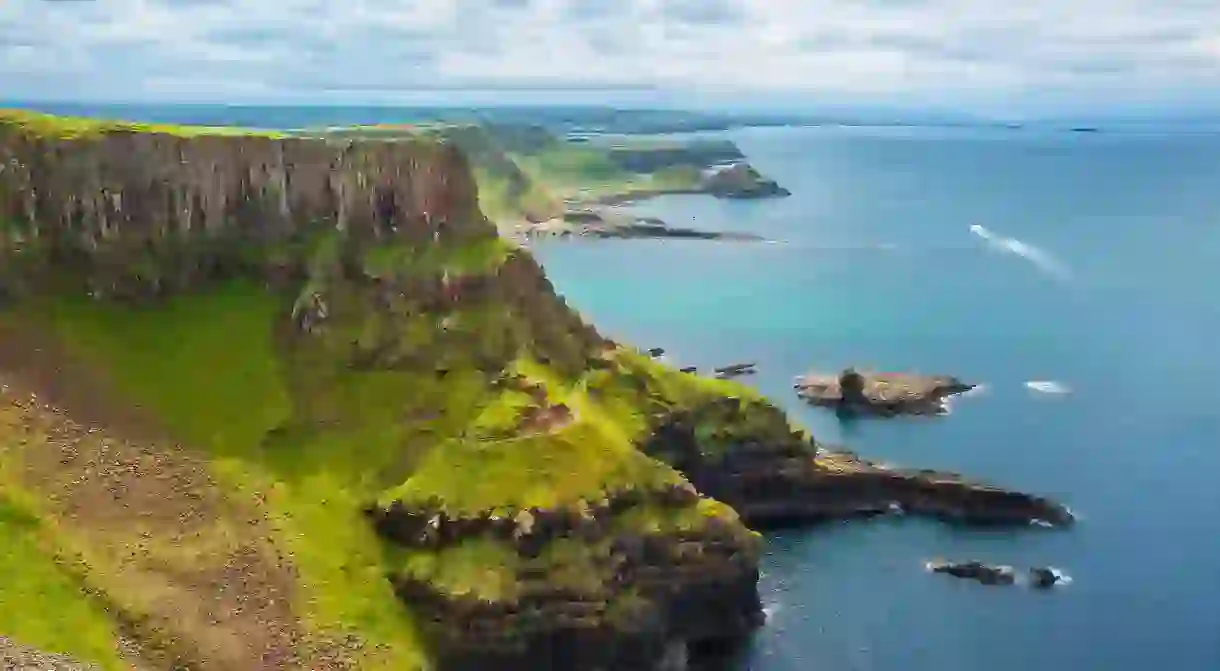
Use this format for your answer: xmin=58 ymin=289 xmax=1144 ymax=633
xmin=529 ymin=125 xmax=1220 ymax=670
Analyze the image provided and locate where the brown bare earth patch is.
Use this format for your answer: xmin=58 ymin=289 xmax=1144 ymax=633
xmin=515 ymin=402 xmax=574 ymax=435
xmin=0 ymin=320 xmax=349 ymax=671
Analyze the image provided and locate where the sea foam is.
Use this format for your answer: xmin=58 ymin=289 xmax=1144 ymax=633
xmin=970 ymin=224 xmax=1072 ymax=280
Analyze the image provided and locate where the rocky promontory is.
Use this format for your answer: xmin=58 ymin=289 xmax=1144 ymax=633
xmin=634 ymin=391 xmax=1073 ymax=529
xmin=0 ymin=109 xmax=1071 ymax=671
xmin=518 ymin=206 xmax=764 ymax=242
xmin=795 ymin=367 xmax=976 ymax=417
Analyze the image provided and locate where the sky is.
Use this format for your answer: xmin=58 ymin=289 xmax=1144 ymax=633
xmin=4 ymin=0 xmax=1220 ymax=118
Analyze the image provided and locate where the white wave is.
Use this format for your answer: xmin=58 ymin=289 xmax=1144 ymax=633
xmin=1047 ymin=567 xmax=1074 ymax=586
xmin=1026 ymin=380 xmax=1071 ymax=395
xmin=1029 ymin=518 xmax=1055 ymax=528
xmin=959 ymin=383 xmax=989 ymax=398
xmin=969 ymin=224 xmax=1071 ymax=280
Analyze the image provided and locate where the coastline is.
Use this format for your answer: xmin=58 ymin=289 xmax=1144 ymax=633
xmin=1 ymin=110 xmax=1077 ymax=671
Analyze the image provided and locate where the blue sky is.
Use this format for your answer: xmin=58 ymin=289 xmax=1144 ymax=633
xmin=4 ymin=0 xmax=1220 ymax=117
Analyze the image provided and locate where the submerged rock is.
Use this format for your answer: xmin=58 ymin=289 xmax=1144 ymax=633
xmin=714 ymin=362 xmax=757 ymax=379
xmin=794 ymin=367 xmax=975 ymax=417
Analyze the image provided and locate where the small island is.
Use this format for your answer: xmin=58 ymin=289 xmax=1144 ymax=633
xmin=794 ymin=367 xmax=976 ymax=417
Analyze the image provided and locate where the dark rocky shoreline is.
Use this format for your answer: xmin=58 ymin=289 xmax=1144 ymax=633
xmin=518 ymin=207 xmax=767 ymax=242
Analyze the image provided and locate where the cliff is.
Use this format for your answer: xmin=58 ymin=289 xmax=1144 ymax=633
xmin=0 ymin=110 xmax=1069 ymax=671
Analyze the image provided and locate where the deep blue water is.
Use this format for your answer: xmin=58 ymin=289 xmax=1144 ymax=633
xmin=14 ymin=104 xmax=1220 ymax=669
xmin=528 ymin=125 xmax=1220 ymax=671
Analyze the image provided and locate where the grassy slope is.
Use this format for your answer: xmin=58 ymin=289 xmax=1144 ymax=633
xmin=12 ymin=284 xmax=758 ymax=664
xmin=0 ymin=475 xmax=128 ymax=669
xmin=2 ymin=281 xmax=760 ymax=667
xmin=0 ymin=110 xmax=777 ymax=668
xmin=10 ymin=281 xmax=431 ymax=669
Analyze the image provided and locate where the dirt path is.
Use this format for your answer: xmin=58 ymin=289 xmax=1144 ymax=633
xmin=0 ymin=320 xmax=348 ymax=671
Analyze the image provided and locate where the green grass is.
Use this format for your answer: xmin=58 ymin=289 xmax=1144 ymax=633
xmin=23 ymin=281 xmax=433 ymax=670
xmin=611 ymin=496 xmax=741 ymax=536
xmin=361 ymin=235 xmax=512 ymax=280
xmin=0 ymin=108 xmax=285 ymax=140
xmin=397 ymin=536 xmax=521 ymax=602
xmin=381 ymin=419 xmax=685 ymax=518
xmin=0 ymin=447 xmax=128 ymax=669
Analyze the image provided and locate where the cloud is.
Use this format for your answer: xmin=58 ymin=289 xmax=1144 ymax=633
xmin=2 ymin=0 xmax=1220 ymax=112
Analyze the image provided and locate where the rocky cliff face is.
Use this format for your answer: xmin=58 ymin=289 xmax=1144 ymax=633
xmin=0 ymin=115 xmax=489 ymax=299
xmin=0 ymin=110 xmax=1071 ymax=671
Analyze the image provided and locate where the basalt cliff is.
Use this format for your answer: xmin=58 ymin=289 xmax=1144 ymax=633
xmin=0 ymin=110 xmax=1070 ymax=671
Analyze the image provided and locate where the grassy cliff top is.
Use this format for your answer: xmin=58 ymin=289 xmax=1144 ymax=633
xmin=0 ymin=108 xmax=288 ymax=140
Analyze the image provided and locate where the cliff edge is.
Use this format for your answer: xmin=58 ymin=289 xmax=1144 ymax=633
xmin=0 ymin=110 xmax=1069 ymax=671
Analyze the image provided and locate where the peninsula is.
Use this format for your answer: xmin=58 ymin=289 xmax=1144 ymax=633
xmin=0 ymin=110 xmax=1069 ymax=671
xmin=300 ymin=122 xmax=787 ymax=241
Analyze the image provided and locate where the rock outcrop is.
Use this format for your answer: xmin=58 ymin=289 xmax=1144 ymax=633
xmin=925 ymin=560 xmax=1017 ymax=586
xmin=638 ymin=394 xmax=1073 ymax=529
xmin=795 ymin=368 xmax=975 ymax=417
xmin=701 ymin=163 xmax=791 ymax=199
xmin=369 ymin=490 xmax=762 ymax=671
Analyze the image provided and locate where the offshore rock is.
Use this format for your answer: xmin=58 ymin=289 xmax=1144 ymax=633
xmin=795 ymin=367 xmax=975 ymax=417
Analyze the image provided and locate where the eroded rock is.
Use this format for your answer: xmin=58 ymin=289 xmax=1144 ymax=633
xmin=795 ymin=367 xmax=975 ymax=417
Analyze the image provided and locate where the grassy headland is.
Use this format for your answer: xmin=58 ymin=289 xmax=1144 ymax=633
xmin=0 ymin=108 xmax=782 ymax=670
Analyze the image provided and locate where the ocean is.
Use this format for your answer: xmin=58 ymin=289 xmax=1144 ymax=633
xmin=529 ymin=124 xmax=1220 ymax=670
xmin=13 ymin=103 xmax=1220 ymax=670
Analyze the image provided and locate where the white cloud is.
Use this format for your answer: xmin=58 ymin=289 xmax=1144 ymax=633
xmin=2 ymin=0 xmax=1220 ymax=112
